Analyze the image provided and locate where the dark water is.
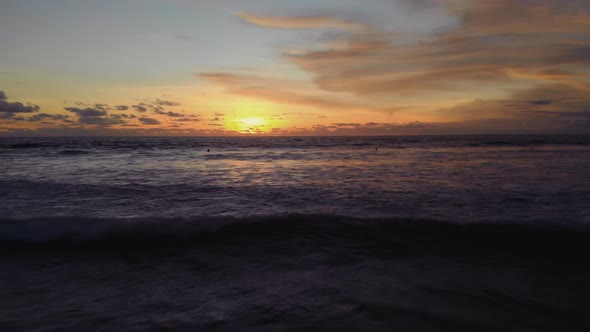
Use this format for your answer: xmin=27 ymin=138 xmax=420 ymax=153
xmin=1 ymin=135 xmax=590 ymax=331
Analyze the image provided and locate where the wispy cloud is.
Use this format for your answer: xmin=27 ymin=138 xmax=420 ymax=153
xmin=154 ymin=99 xmax=182 ymax=107
xmin=236 ymin=13 xmax=369 ymax=31
xmin=139 ymin=117 xmax=161 ymax=125
xmin=198 ymin=72 xmax=409 ymax=113
xmin=28 ymin=113 xmax=70 ymax=122
xmin=277 ymin=0 xmax=590 ymax=97
xmin=154 ymin=110 xmax=186 ymax=117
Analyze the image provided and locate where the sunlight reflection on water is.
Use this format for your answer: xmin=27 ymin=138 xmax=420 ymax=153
xmin=1 ymin=136 xmax=589 ymax=221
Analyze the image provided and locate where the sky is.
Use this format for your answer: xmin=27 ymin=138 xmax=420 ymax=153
xmin=1 ymin=0 xmax=589 ymax=136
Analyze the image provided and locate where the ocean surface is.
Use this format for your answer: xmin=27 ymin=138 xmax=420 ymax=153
xmin=1 ymin=135 xmax=590 ymax=331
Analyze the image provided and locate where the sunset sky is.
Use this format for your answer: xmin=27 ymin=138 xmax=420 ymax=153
xmin=1 ymin=0 xmax=589 ymax=136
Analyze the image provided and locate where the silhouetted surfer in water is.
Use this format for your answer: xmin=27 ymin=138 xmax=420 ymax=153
xmin=207 ymin=149 xmax=210 ymax=153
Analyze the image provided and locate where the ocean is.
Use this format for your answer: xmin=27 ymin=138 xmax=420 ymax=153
xmin=1 ymin=135 xmax=590 ymax=331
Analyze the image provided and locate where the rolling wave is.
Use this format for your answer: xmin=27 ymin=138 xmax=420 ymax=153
xmin=2 ymin=135 xmax=590 ymax=152
xmin=3 ymin=214 xmax=590 ymax=331
xmin=2 ymin=214 xmax=588 ymax=257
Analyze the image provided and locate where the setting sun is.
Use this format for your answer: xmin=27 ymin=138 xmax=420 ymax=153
xmin=237 ymin=117 xmax=267 ymax=134
xmin=241 ymin=117 xmax=265 ymax=127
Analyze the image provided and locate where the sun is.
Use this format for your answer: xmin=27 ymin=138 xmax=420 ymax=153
xmin=222 ymin=100 xmax=283 ymax=134
xmin=237 ymin=117 xmax=267 ymax=134
xmin=225 ymin=116 xmax=269 ymax=134
xmin=241 ymin=117 xmax=265 ymax=127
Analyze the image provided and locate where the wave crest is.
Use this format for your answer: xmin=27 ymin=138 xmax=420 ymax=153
xmin=1 ymin=215 xmax=589 ymax=258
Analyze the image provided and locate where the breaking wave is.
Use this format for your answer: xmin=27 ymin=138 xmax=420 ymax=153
xmin=4 ymin=215 xmax=590 ymax=331
xmin=2 ymin=214 xmax=589 ymax=257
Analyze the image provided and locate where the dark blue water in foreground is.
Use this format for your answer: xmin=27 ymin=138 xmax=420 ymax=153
xmin=1 ymin=135 xmax=590 ymax=331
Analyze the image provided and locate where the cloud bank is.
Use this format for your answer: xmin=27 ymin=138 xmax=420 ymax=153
xmin=0 ymin=91 xmax=41 ymax=118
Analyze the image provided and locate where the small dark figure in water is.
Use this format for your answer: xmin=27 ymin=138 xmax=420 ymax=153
xmin=375 ymin=147 xmax=378 ymax=152
xmin=207 ymin=149 xmax=210 ymax=153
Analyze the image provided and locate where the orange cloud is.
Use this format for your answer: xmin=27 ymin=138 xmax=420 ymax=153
xmin=276 ymin=0 xmax=590 ymax=97
xmin=434 ymin=83 xmax=590 ymax=126
xmin=197 ymin=72 xmax=407 ymax=113
xmin=236 ymin=13 xmax=369 ymax=31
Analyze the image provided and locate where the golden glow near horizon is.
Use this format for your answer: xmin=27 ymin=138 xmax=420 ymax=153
xmin=1 ymin=0 xmax=590 ymax=136
xmin=220 ymin=99 xmax=281 ymax=134
xmin=237 ymin=117 xmax=267 ymax=133
xmin=225 ymin=116 xmax=268 ymax=134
